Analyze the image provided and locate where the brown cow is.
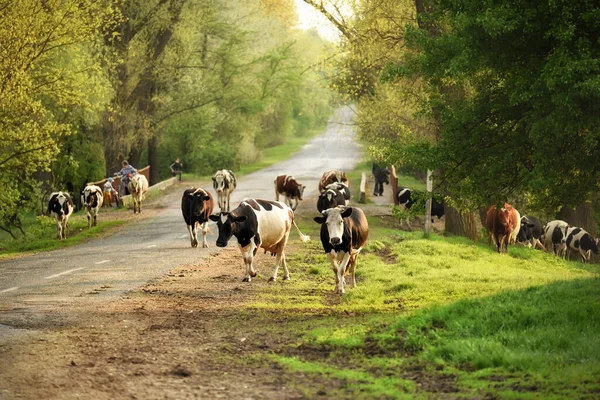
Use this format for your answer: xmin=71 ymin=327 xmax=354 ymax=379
xmin=485 ymin=203 xmax=520 ymax=253
xmin=319 ymin=169 xmax=349 ymax=192
xmin=274 ymin=175 xmax=306 ymax=211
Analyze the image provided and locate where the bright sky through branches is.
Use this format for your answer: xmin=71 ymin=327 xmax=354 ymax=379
xmin=294 ymin=0 xmax=344 ymax=42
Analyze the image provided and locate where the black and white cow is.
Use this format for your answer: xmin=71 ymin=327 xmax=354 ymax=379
xmin=314 ymin=207 xmax=369 ymax=294
xmin=325 ymin=182 xmax=351 ymax=205
xmin=48 ymin=192 xmax=74 ymax=240
xmin=182 ymin=187 xmax=214 ymax=248
xmin=516 ymin=215 xmax=545 ymax=250
xmin=212 ymin=169 xmax=237 ymax=212
xmin=565 ymin=227 xmax=599 ymax=263
xmin=542 ymin=220 xmax=569 ymax=256
xmin=81 ymin=185 xmax=103 ymax=228
xmin=317 ymin=187 xmax=346 ymax=213
xmin=274 ymin=175 xmax=306 ymax=211
xmin=209 ymin=199 xmax=310 ymax=282
xmin=396 ymin=188 xmax=444 ymax=229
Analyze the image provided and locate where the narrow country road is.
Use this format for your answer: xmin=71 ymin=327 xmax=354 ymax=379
xmin=0 ymin=106 xmax=360 ymax=342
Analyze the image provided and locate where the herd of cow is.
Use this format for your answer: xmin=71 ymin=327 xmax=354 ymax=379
xmin=45 ymin=168 xmax=598 ymax=296
xmin=485 ymin=203 xmax=599 ymax=263
xmin=183 ymin=169 xmax=367 ymax=294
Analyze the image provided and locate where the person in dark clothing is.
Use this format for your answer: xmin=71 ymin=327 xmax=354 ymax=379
xmin=372 ymin=162 xmax=390 ymax=196
xmin=170 ymin=158 xmax=183 ymax=182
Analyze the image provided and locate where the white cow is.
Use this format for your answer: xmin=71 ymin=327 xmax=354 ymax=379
xmin=128 ymin=174 xmax=149 ymax=214
xmin=81 ymin=185 xmax=103 ymax=228
xmin=212 ymin=169 xmax=237 ymax=212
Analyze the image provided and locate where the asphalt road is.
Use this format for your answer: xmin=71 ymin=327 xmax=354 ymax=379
xmin=0 ymin=106 xmax=360 ymax=341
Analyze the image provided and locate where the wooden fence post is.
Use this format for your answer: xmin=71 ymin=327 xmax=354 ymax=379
xmin=359 ymin=173 xmax=366 ymax=203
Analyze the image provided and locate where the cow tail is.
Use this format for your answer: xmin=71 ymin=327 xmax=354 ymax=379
xmin=292 ymin=219 xmax=310 ymax=242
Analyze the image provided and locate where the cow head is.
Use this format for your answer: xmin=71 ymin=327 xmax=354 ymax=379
xmin=81 ymin=187 xmax=97 ymax=209
xmin=212 ymin=172 xmax=226 ymax=193
xmin=209 ymin=212 xmax=247 ymax=247
xmin=517 ymin=217 xmax=535 ymax=245
xmin=188 ymin=189 xmax=211 ymax=216
xmin=298 ymin=185 xmax=306 ymax=201
xmin=314 ymin=207 xmax=353 ymax=245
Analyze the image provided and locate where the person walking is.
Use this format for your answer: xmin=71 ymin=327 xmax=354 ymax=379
xmin=115 ymin=160 xmax=137 ymax=196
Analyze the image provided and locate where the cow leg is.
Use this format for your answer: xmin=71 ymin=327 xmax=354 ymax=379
xmin=200 ymin=222 xmax=209 ymax=248
xmin=269 ymin=252 xmax=284 ymax=282
xmin=534 ymin=238 xmax=546 ymax=251
xmin=62 ymin=219 xmax=68 ymax=240
xmin=327 ymin=251 xmax=340 ymax=291
xmin=56 ymin=218 xmax=62 ymax=240
xmin=336 ymin=252 xmax=352 ymax=294
xmin=87 ymin=212 xmax=91 ymax=228
xmin=187 ymin=224 xmax=197 ymax=247
xmin=241 ymin=238 xmax=258 ymax=282
xmin=348 ymin=254 xmax=358 ymax=288
xmin=275 ymin=185 xmax=280 ymax=201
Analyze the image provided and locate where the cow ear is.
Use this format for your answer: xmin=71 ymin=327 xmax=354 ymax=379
xmin=314 ymin=216 xmax=326 ymax=224
xmin=527 ymin=223 xmax=535 ymax=228
xmin=211 ymin=177 xmax=216 ymax=181
xmin=231 ymin=215 xmax=247 ymax=223
xmin=204 ymin=195 xmax=211 ymax=201
xmin=341 ymin=207 xmax=353 ymax=218
xmin=209 ymin=214 xmax=219 ymax=222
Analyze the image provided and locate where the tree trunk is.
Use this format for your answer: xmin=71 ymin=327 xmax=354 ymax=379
xmin=445 ymin=205 xmax=479 ymax=240
xmin=478 ymin=207 xmax=488 ymax=227
xmin=148 ymin=136 xmax=159 ymax=186
xmin=556 ymin=202 xmax=596 ymax=236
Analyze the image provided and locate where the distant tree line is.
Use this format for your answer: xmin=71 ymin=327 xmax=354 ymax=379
xmin=0 ymin=0 xmax=334 ymax=237
xmin=305 ymin=0 xmax=600 ymax=239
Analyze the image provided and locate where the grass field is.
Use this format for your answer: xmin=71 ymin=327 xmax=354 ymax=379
xmin=246 ymin=213 xmax=600 ymax=398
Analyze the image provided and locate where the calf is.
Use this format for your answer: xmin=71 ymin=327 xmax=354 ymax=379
xmin=81 ymin=185 xmax=103 ymax=228
xmin=317 ymin=187 xmax=346 ymax=212
xmin=372 ymin=163 xmax=390 ymax=196
xmin=48 ymin=192 xmax=74 ymax=240
xmin=516 ymin=215 xmax=545 ymax=250
xmin=314 ymin=207 xmax=369 ymax=294
xmin=128 ymin=174 xmax=148 ymax=214
xmin=565 ymin=227 xmax=599 ymax=263
xmin=319 ymin=169 xmax=348 ymax=192
xmin=326 ymin=182 xmax=351 ymax=205
xmin=485 ymin=203 xmax=520 ymax=253
xmin=396 ymin=188 xmax=445 ymax=229
xmin=209 ymin=199 xmax=310 ymax=282
xmin=212 ymin=169 xmax=237 ymax=212
xmin=542 ymin=220 xmax=569 ymax=255
xmin=182 ymin=187 xmax=214 ymax=248
xmin=274 ymin=175 xmax=306 ymax=211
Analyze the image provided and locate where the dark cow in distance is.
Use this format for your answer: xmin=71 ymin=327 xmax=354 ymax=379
xmin=485 ymin=203 xmax=520 ymax=253
xmin=212 ymin=169 xmax=237 ymax=212
xmin=48 ymin=192 xmax=74 ymax=240
xmin=209 ymin=199 xmax=310 ymax=282
xmin=317 ymin=187 xmax=346 ymax=213
xmin=81 ymin=185 xmax=103 ymax=228
xmin=372 ymin=163 xmax=390 ymax=197
xmin=319 ymin=169 xmax=348 ymax=192
xmin=516 ymin=215 xmax=545 ymax=250
xmin=182 ymin=187 xmax=214 ymax=248
xmin=274 ymin=175 xmax=306 ymax=211
xmin=564 ymin=227 xmax=599 ymax=263
xmin=314 ymin=207 xmax=369 ymax=294
xmin=396 ymin=188 xmax=444 ymax=229
xmin=326 ymin=182 xmax=351 ymax=205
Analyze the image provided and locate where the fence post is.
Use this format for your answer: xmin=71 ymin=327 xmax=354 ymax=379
xmin=358 ymin=173 xmax=366 ymax=203
xmin=424 ymin=169 xmax=433 ymax=236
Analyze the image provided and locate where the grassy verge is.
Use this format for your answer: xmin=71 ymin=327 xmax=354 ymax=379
xmin=0 ymin=216 xmax=126 ymax=259
xmin=245 ymin=211 xmax=600 ymax=398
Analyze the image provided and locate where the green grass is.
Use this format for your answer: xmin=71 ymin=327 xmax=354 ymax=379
xmin=248 ymin=213 xmax=600 ymax=398
xmin=0 ymin=214 xmax=126 ymax=258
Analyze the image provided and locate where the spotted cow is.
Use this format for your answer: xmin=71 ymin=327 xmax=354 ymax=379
xmin=317 ymin=187 xmax=346 ymax=213
xmin=325 ymin=182 xmax=351 ymax=206
xmin=565 ymin=227 xmax=599 ymax=263
xmin=48 ymin=192 xmax=74 ymax=240
xmin=542 ymin=220 xmax=569 ymax=256
xmin=274 ymin=175 xmax=306 ymax=211
xmin=182 ymin=187 xmax=214 ymax=248
xmin=313 ymin=207 xmax=369 ymax=294
xmin=516 ymin=215 xmax=545 ymax=250
xmin=318 ymin=169 xmax=348 ymax=192
xmin=212 ymin=169 xmax=237 ymax=212
xmin=209 ymin=199 xmax=310 ymax=282
xmin=81 ymin=185 xmax=103 ymax=228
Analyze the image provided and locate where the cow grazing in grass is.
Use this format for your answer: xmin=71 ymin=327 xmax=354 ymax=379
xmin=212 ymin=169 xmax=237 ymax=212
xmin=209 ymin=199 xmax=310 ymax=282
xmin=182 ymin=187 xmax=214 ymax=248
xmin=318 ymin=169 xmax=348 ymax=192
xmin=485 ymin=203 xmax=520 ymax=253
xmin=564 ymin=227 xmax=599 ymax=263
xmin=516 ymin=215 xmax=545 ymax=250
xmin=326 ymin=182 xmax=351 ymax=205
xmin=81 ymin=185 xmax=103 ymax=228
xmin=274 ymin=175 xmax=306 ymax=211
xmin=314 ymin=207 xmax=369 ymax=294
xmin=317 ymin=187 xmax=346 ymax=213
xmin=48 ymin=192 xmax=74 ymax=240
xmin=542 ymin=220 xmax=569 ymax=256
xmin=396 ymin=188 xmax=445 ymax=229
xmin=128 ymin=174 xmax=148 ymax=214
